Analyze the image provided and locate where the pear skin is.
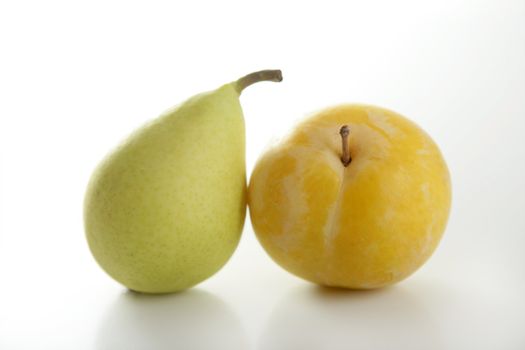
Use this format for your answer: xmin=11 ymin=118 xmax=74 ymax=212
xmin=85 ymin=70 xmax=282 ymax=293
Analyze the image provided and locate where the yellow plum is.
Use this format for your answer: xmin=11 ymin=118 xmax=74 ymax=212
xmin=249 ymin=105 xmax=451 ymax=289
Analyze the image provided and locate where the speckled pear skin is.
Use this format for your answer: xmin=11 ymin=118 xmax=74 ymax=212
xmin=249 ymin=105 xmax=451 ymax=289
xmin=84 ymin=84 xmax=246 ymax=293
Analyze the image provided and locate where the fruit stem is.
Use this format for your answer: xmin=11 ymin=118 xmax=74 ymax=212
xmin=235 ymin=70 xmax=283 ymax=94
xmin=340 ymin=125 xmax=351 ymax=166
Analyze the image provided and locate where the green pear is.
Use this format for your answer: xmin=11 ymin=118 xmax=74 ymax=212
xmin=84 ymin=70 xmax=282 ymax=294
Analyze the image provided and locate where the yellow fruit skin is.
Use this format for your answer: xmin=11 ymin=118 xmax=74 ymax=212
xmin=249 ymin=105 xmax=451 ymax=289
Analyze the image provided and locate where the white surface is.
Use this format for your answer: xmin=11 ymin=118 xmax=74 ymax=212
xmin=1 ymin=0 xmax=525 ymax=349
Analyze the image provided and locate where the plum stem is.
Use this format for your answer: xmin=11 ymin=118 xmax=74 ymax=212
xmin=235 ymin=70 xmax=283 ymax=94
xmin=340 ymin=125 xmax=351 ymax=166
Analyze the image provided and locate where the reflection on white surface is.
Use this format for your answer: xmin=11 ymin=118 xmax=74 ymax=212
xmin=259 ymin=285 xmax=440 ymax=350
xmin=96 ymin=289 xmax=248 ymax=350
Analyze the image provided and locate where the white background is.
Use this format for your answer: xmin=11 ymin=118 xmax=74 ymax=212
xmin=1 ymin=0 xmax=525 ymax=349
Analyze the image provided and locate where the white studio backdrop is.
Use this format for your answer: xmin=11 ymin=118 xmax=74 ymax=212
xmin=1 ymin=0 xmax=525 ymax=349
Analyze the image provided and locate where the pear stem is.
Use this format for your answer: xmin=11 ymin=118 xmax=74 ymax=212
xmin=340 ymin=125 xmax=351 ymax=166
xmin=235 ymin=70 xmax=283 ymax=94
